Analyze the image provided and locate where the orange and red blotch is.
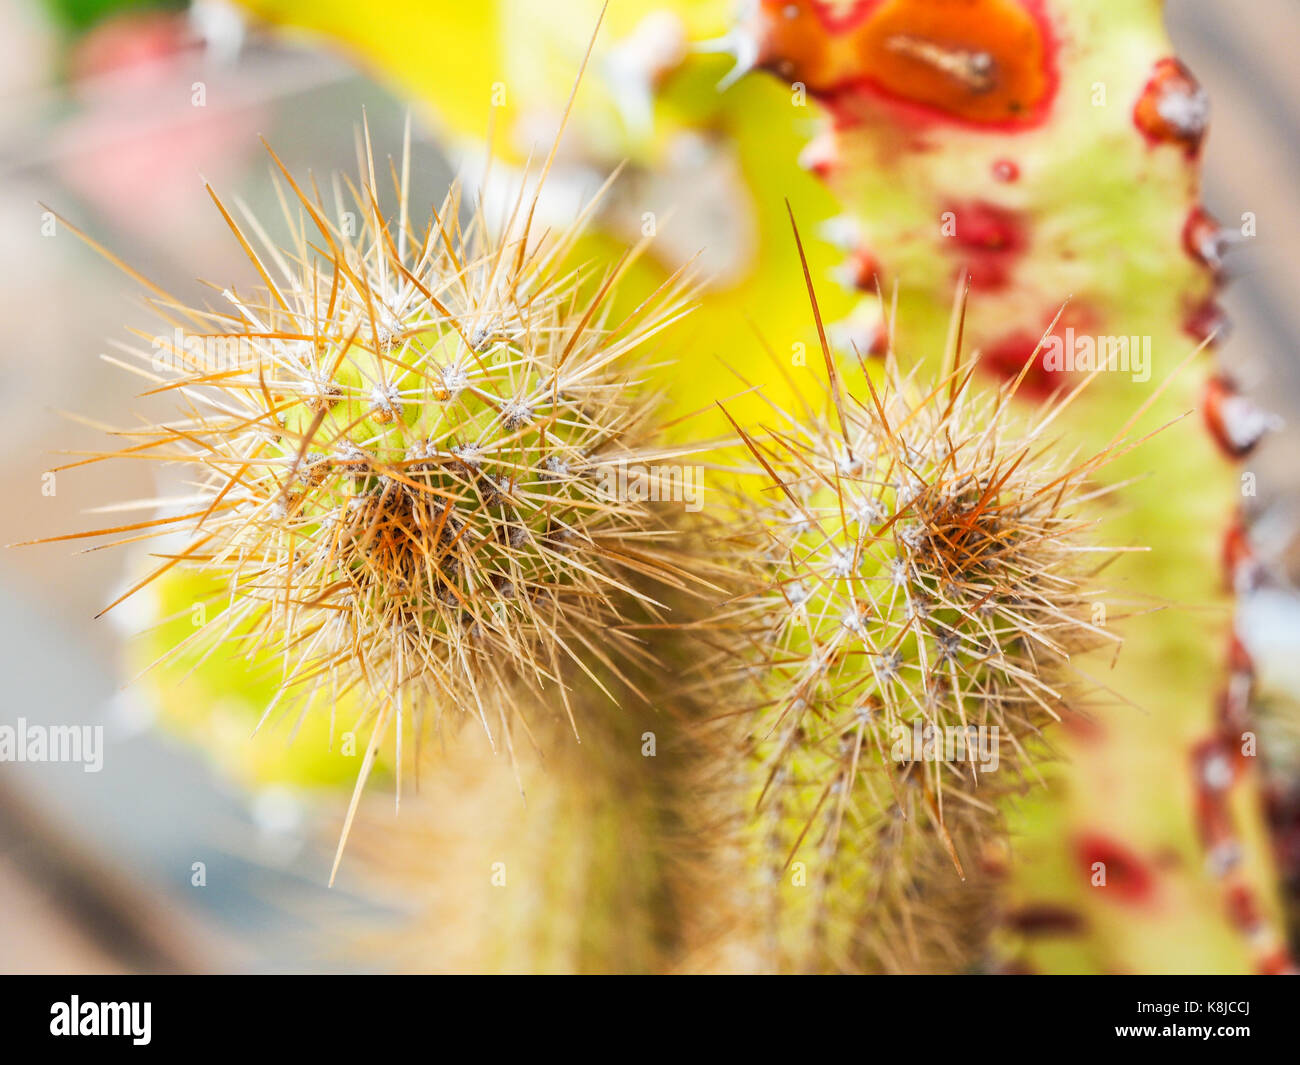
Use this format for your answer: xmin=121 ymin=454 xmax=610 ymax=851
xmin=1133 ymin=57 xmax=1209 ymax=153
xmin=1203 ymin=375 xmax=1274 ymax=460
xmin=755 ymin=0 xmax=1059 ymax=129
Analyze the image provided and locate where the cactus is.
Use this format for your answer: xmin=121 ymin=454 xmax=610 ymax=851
xmin=29 ymin=102 xmax=707 ymax=883
xmin=28 ymin=0 xmax=1291 ymax=974
xmin=693 ymin=217 xmax=1168 ymax=972
xmin=708 ymin=0 xmax=1287 ymax=972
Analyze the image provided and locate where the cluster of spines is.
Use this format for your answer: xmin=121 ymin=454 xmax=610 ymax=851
xmin=709 ymin=237 xmax=1136 ymax=972
xmin=31 ymin=114 xmax=701 ymax=879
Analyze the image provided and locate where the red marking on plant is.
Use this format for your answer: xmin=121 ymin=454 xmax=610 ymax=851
xmin=1183 ymin=206 xmax=1227 ymax=271
xmin=1258 ymin=950 xmax=1297 ymax=976
xmin=1215 ymin=672 xmax=1253 ymax=743
xmin=1203 ymin=375 xmax=1268 ymax=460
xmin=1192 ymin=737 xmax=1238 ymax=800
xmin=831 ymin=314 xmax=888 ymax=359
xmin=982 ymin=328 xmax=1068 ymax=398
xmin=1213 ymin=646 xmax=1253 ymax=778
xmin=1004 ymin=903 xmax=1087 ymax=936
xmin=1224 ymin=882 xmax=1262 ymax=933
xmin=1226 ymin=634 xmax=1254 ymax=677
xmin=944 ymin=200 xmax=1028 ymax=290
xmin=803 ymin=0 xmax=876 ymax=34
xmin=992 ymin=158 xmax=1020 ymax=182
xmin=845 ymin=246 xmax=884 ymax=290
xmin=1221 ymin=514 xmax=1257 ymax=595
xmin=1183 ymin=297 xmax=1229 ymax=346
xmin=1192 ymin=794 xmax=1238 ymax=880
xmin=798 ymin=127 xmax=840 ymax=178
xmin=1133 ymin=58 xmax=1208 ymax=155
xmin=1075 ymin=833 xmax=1157 ymax=905
xmin=864 ymin=324 xmax=888 ymax=356
xmin=70 ymin=11 xmax=189 ymax=83
xmin=1060 ymin=706 xmax=1105 ymax=743
xmin=754 ymin=0 xmax=1060 ymax=132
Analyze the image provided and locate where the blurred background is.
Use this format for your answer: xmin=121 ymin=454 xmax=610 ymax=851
xmin=0 ymin=0 xmax=1296 ymax=972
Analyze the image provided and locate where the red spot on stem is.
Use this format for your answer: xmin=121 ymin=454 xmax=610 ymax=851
xmin=992 ymin=158 xmax=1020 ymax=182
xmin=1184 ymin=298 xmax=1229 ymax=346
xmin=944 ymin=200 xmax=1028 ymax=290
xmin=845 ymin=246 xmax=884 ymax=290
xmin=1075 ymin=833 xmax=1157 ymax=905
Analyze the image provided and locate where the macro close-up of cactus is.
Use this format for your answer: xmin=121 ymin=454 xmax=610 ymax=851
xmin=4 ymin=0 xmax=1300 ymax=1022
